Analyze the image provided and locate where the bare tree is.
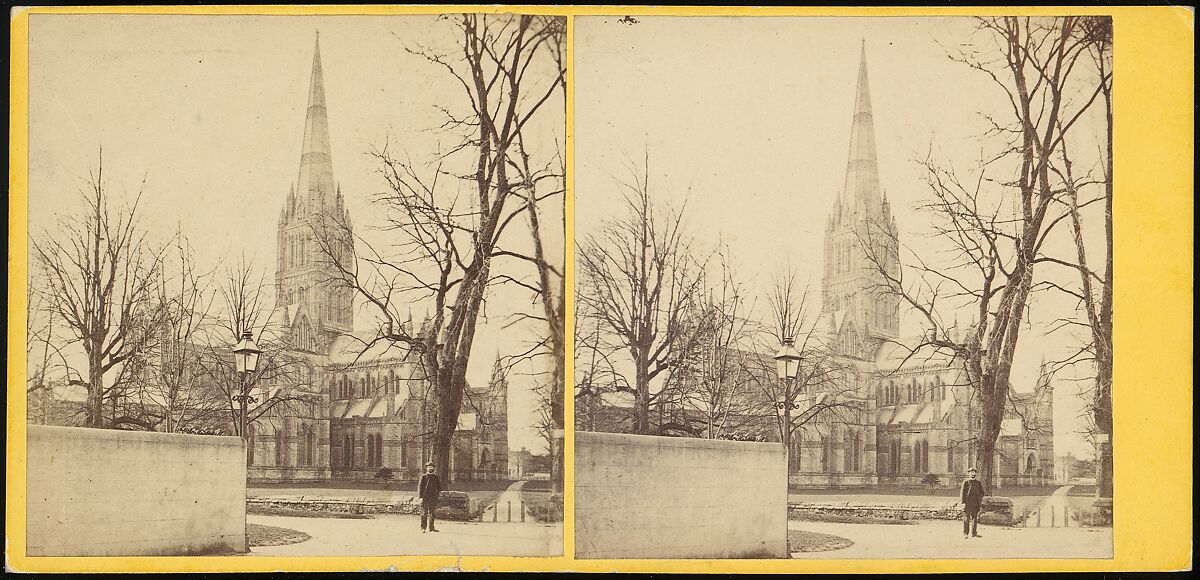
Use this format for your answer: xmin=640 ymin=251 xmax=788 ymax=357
xmin=857 ymin=16 xmax=1108 ymax=489
xmin=200 ymin=258 xmax=320 ymax=439
xmin=121 ymin=236 xmax=228 ymax=434
xmin=673 ymin=250 xmax=762 ymax=439
xmin=311 ymin=14 xmax=566 ymax=478
xmin=1048 ymin=16 xmax=1113 ymax=499
xmin=508 ymin=14 xmax=567 ymax=490
xmin=573 ymin=311 xmax=635 ymax=433
xmin=576 ymin=152 xmax=707 ymax=434
xmin=26 ymin=266 xmax=79 ymax=424
xmin=756 ymin=269 xmax=857 ymax=471
xmin=31 ymin=151 xmax=168 ymax=428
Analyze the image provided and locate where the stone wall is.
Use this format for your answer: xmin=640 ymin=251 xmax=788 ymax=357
xmin=246 ymin=491 xmax=473 ymax=520
xmin=575 ymin=432 xmax=788 ymax=559
xmin=26 ymin=425 xmax=247 ymax=556
xmin=788 ymin=496 xmax=1014 ymax=525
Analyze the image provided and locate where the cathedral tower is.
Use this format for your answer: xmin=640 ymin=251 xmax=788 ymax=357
xmin=277 ymin=33 xmax=355 ymax=340
xmin=822 ymin=42 xmax=901 ymax=341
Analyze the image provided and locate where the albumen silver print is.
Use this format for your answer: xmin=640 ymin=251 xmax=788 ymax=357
xmin=25 ymin=13 xmax=565 ymax=557
xmin=573 ymin=15 xmax=1113 ymax=559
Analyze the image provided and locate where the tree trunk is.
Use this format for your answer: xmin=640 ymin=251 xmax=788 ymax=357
xmin=976 ymin=392 xmax=1004 ymax=492
xmin=1095 ymin=368 xmax=1114 ymax=498
xmin=633 ymin=350 xmax=650 ymax=434
xmin=430 ymin=371 xmax=464 ymax=482
xmin=87 ymin=350 xmax=104 ymax=428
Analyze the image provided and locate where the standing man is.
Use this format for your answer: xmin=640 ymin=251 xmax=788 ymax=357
xmin=418 ymin=461 xmax=443 ymax=533
xmin=960 ymin=466 xmax=986 ymax=539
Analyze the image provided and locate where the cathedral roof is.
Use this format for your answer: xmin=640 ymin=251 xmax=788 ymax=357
xmin=874 ymin=337 xmax=960 ymax=373
xmin=875 ymin=400 xmax=954 ymax=426
xmin=326 ymin=331 xmax=414 ymax=365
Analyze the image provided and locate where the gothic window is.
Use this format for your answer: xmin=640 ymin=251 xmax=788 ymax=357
xmin=947 ymin=442 xmax=955 ymax=475
xmin=891 ymin=440 xmax=901 ymax=474
xmin=480 ymin=447 xmax=490 ymax=468
xmin=275 ymin=425 xmax=287 ymax=467
xmin=344 ymin=435 xmax=355 ymax=469
xmin=375 ymin=434 xmax=384 ymax=468
xmin=302 ymin=425 xmax=316 ymax=467
xmin=820 ymin=436 xmax=834 ymax=472
xmin=844 ymin=431 xmax=861 ymax=472
xmin=298 ymin=425 xmax=308 ymax=467
xmin=399 ymin=431 xmax=408 ymax=468
xmin=366 ymin=434 xmax=375 ymax=468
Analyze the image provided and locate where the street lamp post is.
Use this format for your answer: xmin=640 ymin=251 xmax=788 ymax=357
xmin=232 ymin=330 xmax=262 ymax=439
xmin=774 ymin=336 xmax=802 ymax=475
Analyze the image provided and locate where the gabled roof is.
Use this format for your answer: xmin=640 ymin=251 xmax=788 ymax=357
xmin=874 ymin=337 xmax=960 ymax=374
xmin=326 ymin=331 xmax=414 ymax=366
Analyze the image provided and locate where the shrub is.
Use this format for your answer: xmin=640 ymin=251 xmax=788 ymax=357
xmin=374 ymin=468 xmax=394 ymax=483
xmin=921 ymin=473 xmax=940 ymax=488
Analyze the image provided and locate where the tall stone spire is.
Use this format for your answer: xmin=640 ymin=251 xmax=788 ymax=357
xmin=297 ymin=31 xmax=334 ymax=207
xmin=842 ymin=40 xmax=881 ymax=209
xmin=821 ymin=41 xmax=900 ymax=342
xmin=276 ymin=32 xmax=355 ymax=338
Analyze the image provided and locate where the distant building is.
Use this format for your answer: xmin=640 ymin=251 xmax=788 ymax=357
xmin=509 ymin=447 xmax=539 ymax=480
xmin=27 ymin=385 xmax=87 ymax=428
xmin=245 ymin=34 xmax=508 ymax=484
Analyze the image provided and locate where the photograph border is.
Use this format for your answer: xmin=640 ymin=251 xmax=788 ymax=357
xmin=7 ymin=4 xmax=1193 ymax=573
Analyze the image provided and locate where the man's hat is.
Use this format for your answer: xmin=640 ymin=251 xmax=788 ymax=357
xmin=967 ymin=467 xmax=977 ymax=473
xmin=425 ymin=461 xmax=435 ymax=467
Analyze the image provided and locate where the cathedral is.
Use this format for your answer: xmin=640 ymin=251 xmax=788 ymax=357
xmin=787 ymin=44 xmax=1055 ymax=489
xmin=245 ymin=35 xmax=510 ymax=484
xmin=577 ymin=44 xmax=1054 ymax=490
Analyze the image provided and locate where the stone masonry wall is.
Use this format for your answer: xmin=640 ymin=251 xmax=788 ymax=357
xmin=26 ymin=425 xmax=247 ymax=556
xmin=575 ymin=432 xmax=789 ymax=559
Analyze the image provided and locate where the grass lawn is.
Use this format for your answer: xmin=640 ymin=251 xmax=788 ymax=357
xmin=247 ymin=523 xmax=311 ymax=547
xmin=788 ymin=529 xmax=853 ymax=554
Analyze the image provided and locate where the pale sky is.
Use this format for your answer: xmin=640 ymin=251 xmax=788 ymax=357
xmin=575 ymin=16 xmax=1109 ymax=458
xmin=27 ymin=14 xmax=565 ymax=454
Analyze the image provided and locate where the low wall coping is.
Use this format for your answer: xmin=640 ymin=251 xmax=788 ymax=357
xmin=28 ymin=424 xmax=244 ymax=448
